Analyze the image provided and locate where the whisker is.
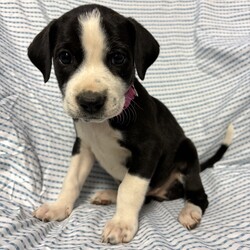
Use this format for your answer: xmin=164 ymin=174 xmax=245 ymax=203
xmin=111 ymin=100 xmax=138 ymax=127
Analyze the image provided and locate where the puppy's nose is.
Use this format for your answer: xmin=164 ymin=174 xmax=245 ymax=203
xmin=77 ymin=91 xmax=106 ymax=114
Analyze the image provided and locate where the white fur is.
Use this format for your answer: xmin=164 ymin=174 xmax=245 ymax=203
xmin=102 ymin=174 xmax=149 ymax=244
xmin=63 ymin=9 xmax=126 ymax=122
xmin=33 ymin=146 xmax=94 ymax=221
xmin=75 ymin=119 xmax=129 ymax=181
xmin=223 ymin=123 xmax=234 ymax=146
xmin=178 ymin=202 xmax=202 ymax=230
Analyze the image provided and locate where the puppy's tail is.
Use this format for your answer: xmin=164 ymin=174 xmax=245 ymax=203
xmin=200 ymin=123 xmax=234 ymax=171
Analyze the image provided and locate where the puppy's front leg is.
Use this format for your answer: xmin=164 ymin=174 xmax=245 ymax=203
xmin=33 ymin=138 xmax=94 ymax=221
xmin=102 ymin=173 xmax=149 ymax=244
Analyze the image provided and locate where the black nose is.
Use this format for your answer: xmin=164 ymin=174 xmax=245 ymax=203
xmin=77 ymin=91 xmax=106 ymax=114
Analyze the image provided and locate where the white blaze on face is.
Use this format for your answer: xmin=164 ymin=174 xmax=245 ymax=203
xmin=63 ymin=9 xmax=126 ymax=121
xmin=81 ymin=9 xmax=106 ymax=70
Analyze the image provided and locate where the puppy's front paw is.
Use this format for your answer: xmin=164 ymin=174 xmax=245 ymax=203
xmin=33 ymin=202 xmax=73 ymax=222
xmin=102 ymin=217 xmax=138 ymax=244
xmin=178 ymin=202 xmax=202 ymax=230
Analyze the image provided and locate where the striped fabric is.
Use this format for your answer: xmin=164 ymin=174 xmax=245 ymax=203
xmin=0 ymin=0 xmax=249 ymax=249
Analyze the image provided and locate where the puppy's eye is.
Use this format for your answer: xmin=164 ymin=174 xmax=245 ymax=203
xmin=111 ymin=52 xmax=126 ymax=66
xmin=58 ymin=50 xmax=72 ymax=65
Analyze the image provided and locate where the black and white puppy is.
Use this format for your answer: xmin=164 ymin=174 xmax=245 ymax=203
xmin=28 ymin=4 xmax=233 ymax=244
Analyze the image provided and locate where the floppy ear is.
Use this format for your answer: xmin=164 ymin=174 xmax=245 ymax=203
xmin=28 ymin=20 xmax=57 ymax=83
xmin=128 ymin=18 xmax=159 ymax=80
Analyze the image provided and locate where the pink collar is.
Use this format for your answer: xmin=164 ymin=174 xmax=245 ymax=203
xmin=123 ymin=84 xmax=138 ymax=109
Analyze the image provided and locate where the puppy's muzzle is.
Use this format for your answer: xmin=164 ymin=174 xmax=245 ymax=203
xmin=77 ymin=91 xmax=107 ymax=114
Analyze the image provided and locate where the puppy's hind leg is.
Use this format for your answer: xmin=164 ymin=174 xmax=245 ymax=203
xmin=91 ymin=190 xmax=117 ymax=205
xmin=176 ymin=139 xmax=209 ymax=229
xmin=33 ymin=138 xmax=94 ymax=222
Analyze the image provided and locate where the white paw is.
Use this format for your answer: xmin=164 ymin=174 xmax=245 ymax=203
xmin=91 ymin=190 xmax=117 ymax=205
xmin=178 ymin=202 xmax=202 ymax=230
xmin=33 ymin=202 xmax=73 ymax=222
xmin=102 ymin=217 xmax=138 ymax=244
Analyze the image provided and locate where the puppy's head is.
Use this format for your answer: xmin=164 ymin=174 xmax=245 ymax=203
xmin=28 ymin=5 xmax=159 ymax=122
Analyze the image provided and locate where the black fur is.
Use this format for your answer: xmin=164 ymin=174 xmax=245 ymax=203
xmin=200 ymin=144 xmax=229 ymax=171
xmin=28 ymin=20 xmax=57 ymax=82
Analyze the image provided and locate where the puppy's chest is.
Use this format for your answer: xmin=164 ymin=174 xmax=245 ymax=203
xmin=75 ymin=121 xmax=130 ymax=181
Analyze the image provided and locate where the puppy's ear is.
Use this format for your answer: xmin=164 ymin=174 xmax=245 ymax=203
xmin=28 ymin=20 xmax=57 ymax=83
xmin=128 ymin=18 xmax=159 ymax=80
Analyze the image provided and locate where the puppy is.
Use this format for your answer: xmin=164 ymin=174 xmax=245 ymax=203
xmin=28 ymin=4 xmax=233 ymax=244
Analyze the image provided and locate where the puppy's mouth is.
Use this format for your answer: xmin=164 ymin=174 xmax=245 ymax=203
xmin=71 ymin=104 xmax=124 ymax=123
xmin=85 ymin=108 xmax=124 ymax=122
xmin=80 ymin=116 xmax=106 ymax=123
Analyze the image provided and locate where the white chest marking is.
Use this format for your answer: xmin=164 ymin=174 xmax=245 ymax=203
xmin=75 ymin=120 xmax=129 ymax=181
